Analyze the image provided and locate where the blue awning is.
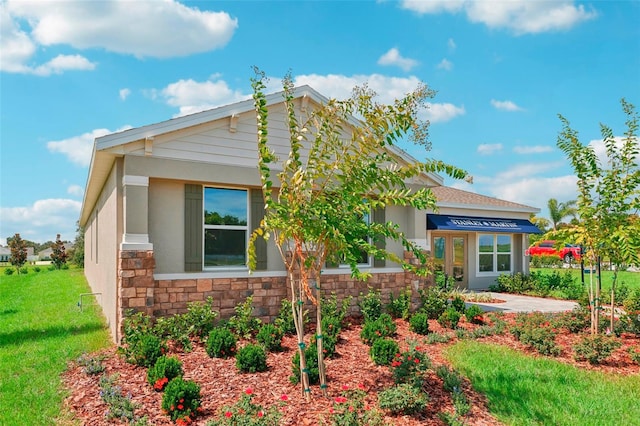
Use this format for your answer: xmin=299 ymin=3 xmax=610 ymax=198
xmin=427 ymin=214 xmax=542 ymax=234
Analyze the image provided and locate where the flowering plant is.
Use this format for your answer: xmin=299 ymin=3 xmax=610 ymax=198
xmin=324 ymin=384 xmax=384 ymax=426
xmin=207 ymin=388 xmax=285 ymax=426
xmin=161 ymin=377 xmax=201 ymax=423
xmin=390 ymin=346 xmax=431 ymax=388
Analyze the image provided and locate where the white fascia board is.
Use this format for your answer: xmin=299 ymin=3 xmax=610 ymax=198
xmin=436 ymin=202 xmax=540 ymax=214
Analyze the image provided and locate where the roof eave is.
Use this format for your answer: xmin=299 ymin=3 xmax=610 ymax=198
xmin=436 ymin=202 xmax=540 ymax=214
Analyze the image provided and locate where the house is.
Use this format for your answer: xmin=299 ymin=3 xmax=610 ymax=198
xmin=0 ymin=246 xmax=10 ymax=263
xmin=80 ymin=85 xmax=540 ymax=341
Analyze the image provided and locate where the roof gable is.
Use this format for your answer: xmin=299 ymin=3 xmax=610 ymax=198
xmin=431 ymin=185 xmax=539 ymax=213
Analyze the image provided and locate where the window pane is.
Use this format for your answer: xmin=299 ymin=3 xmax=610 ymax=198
xmin=204 ymin=188 xmax=247 ymax=225
xmin=204 ymin=229 xmax=246 ymax=266
xmin=479 ymin=254 xmax=493 ymax=272
xmin=433 ymin=237 xmax=445 ymax=273
xmin=497 ymin=254 xmax=511 ymax=271
xmin=478 ymin=235 xmax=494 ymax=253
xmin=497 ymin=235 xmax=511 ymax=253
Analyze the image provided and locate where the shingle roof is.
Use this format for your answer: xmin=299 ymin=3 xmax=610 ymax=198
xmin=431 ymin=185 xmax=539 ymax=213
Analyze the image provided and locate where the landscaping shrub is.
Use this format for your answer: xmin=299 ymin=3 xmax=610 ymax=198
xmin=3 ymin=267 xmax=14 ymax=275
xmin=386 ymin=288 xmax=412 ymax=319
xmin=450 ymin=296 xmax=466 ymax=313
xmin=436 ymin=365 xmax=463 ymax=393
xmin=370 ymin=338 xmax=399 ymax=366
xmin=161 ymin=377 xmax=202 ymax=423
xmin=208 ymin=388 xmax=283 ymax=426
xmin=312 ymin=315 xmax=341 ymax=358
xmin=147 ymin=356 xmax=183 ymax=391
xmin=228 ymin=296 xmax=262 ymax=339
xmin=464 ymin=304 xmax=484 ymax=324
xmin=378 ymin=384 xmax=428 ymax=415
xmin=418 ymin=286 xmax=448 ymax=319
xmin=623 ymin=288 xmax=640 ymax=314
xmin=235 ymin=344 xmax=268 ymax=373
xmin=181 ymin=297 xmax=219 ymax=340
xmin=33 ymin=266 xmax=41 ymax=273
xmin=426 ymin=332 xmax=452 ymax=344
xmin=551 ymin=306 xmax=590 ymax=333
xmin=390 ymin=347 xmax=431 ymax=388
xmin=360 ymin=313 xmax=396 ymax=345
xmin=409 ymin=312 xmax=430 ymax=335
xmin=124 ymin=333 xmax=166 ymax=368
xmin=19 ymin=267 xmax=28 ymax=274
xmin=359 ymin=287 xmax=383 ymax=322
xmin=290 ymin=346 xmax=319 ymax=385
xmin=628 ymin=346 xmax=640 ymax=365
xmin=256 ymin=323 xmax=284 ymax=352
xmin=206 ymin=327 xmax=237 ymax=358
xmin=511 ymin=312 xmax=560 ymax=356
xmin=438 ymin=307 xmax=461 ymax=329
xmin=573 ymin=335 xmax=622 ymax=365
xmin=321 ymin=292 xmax=352 ymax=327
xmin=324 ymin=386 xmax=385 ymax=426
xmin=491 ymin=273 xmax=536 ymax=294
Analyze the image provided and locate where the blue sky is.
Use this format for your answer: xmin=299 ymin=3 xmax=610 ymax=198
xmin=1 ymin=0 xmax=639 ymax=245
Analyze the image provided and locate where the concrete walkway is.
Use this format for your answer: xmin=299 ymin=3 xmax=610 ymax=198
xmin=467 ymin=292 xmax=579 ymax=313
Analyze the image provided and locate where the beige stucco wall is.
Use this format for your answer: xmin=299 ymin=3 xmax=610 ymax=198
xmin=83 ymin=159 xmax=122 ymax=340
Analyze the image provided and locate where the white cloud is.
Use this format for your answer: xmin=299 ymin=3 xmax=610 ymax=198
xmin=2 ymin=0 xmax=238 ymax=75
xmin=377 ymin=48 xmax=419 ymax=71
xmin=447 ymin=38 xmax=456 ymax=51
xmin=119 ymin=88 xmax=131 ymax=101
xmin=494 ymin=161 xmax=565 ymax=180
xmin=477 ymin=143 xmax=503 ymax=155
xmin=67 ymin=185 xmax=84 ymax=197
xmin=513 ymin=145 xmax=554 ymax=154
xmin=489 ymin=175 xmax=578 ymax=211
xmin=401 ymin=0 xmax=597 ymax=34
xmin=491 ymin=99 xmax=524 ymax=111
xmin=588 ymin=136 xmax=638 ymax=167
xmin=423 ymin=102 xmax=465 ymax=123
xmin=160 ymin=77 xmax=249 ymax=117
xmin=157 ymin=73 xmax=465 ymax=124
xmin=0 ymin=198 xmax=82 ymax=244
xmin=47 ymin=126 xmax=130 ymax=167
xmin=437 ymin=58 xmax=453 ymax=71
xmin=32 ymin=54 xmax=96 ymax=76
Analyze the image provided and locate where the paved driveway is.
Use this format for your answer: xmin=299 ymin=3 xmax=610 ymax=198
xmin=468 ymin=292 xmax=579 ymax=313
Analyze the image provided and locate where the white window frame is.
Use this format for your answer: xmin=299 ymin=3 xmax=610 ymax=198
xmin=476 ymin=233 xmax=512 ymax=276
xmin=202 ymin=186 xmax=249 ymax=270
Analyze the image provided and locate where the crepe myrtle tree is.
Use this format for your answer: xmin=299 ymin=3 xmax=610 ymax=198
xmin=556 ymin=98 xmax=640 ymax=334
xmin=50 ymin=234 xmax=68 ymax=269
xmin=9 ymin=233 xmax=28 ymax=273
xmin=247 ymin=69 xmax=469 ymax=400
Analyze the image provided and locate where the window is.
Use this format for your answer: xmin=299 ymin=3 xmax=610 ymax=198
xmin=203 ymin=187 xmax=248 ymax=268
xmin=478 ymin=234 xmax=511 ymax=274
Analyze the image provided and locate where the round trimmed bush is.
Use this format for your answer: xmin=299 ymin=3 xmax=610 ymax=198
xmin=206 ymin=326 xmax=237 ymax=358
xmin=256 ymin=323 xmax=284 ymax=352
xmin=147 ymin=356 xmax=183 ymax=390
xmin=370 ymin=338 xmax=399 ymax=366
xmin=290 ymin=346 xmax=320 ymax=385
xmin=235 ymin=344 xmax=268 ymax=373
xmin=161 ymin=377 xmax=201 ymax=422
xmin=409 ymin=312 xmax=430 ymax=335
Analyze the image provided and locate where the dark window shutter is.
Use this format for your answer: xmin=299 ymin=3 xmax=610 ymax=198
xmin=184 ymin=184 xmax=203 ymax=272
xmin=250 ymin=189 xmax=267 ymax=270
xmin=373 ymin=207 xmax=386 ymax=267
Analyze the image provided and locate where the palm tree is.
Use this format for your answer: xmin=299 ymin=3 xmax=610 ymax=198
xmin=547 ymin=198 xmax=577 ymax=231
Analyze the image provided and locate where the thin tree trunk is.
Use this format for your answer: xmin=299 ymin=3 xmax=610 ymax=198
xmin=315 ymin=279 xmax=328 ymax=397
xmin=610 ymin=267 xmax=618 ymax=333
xmin=290 ymin=273 xmax=311 ymax=401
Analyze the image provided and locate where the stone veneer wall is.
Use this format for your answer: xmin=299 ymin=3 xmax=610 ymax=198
xmin=117 ymin=249 xmax=430 ymax=341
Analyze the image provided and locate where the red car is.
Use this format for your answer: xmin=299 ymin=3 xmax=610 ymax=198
xmin=526 ymin=240 xmax=582 ymax=263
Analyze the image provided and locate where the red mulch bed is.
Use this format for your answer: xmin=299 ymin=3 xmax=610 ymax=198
xmin=62 ymin=314 xmax=639 ymax=426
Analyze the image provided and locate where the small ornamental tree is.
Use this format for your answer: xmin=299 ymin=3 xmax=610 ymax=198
xmin=9 ymin=233 xmax=28 ymax=273
xmin=556 ymin=98 xmax=640 ymax=333
xmin=247 ymin=69 xmax=469 ymax=400
xmin=50 ymin=234 xmax=68 ymax=269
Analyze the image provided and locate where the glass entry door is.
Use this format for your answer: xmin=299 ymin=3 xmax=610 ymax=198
xmin=432 ymin=234 xmax=467 ymax=289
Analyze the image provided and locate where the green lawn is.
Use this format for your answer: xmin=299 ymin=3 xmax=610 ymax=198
xmin=445 ymin=340 xmax=640 ymax=426
xmin=532 ymin=267 xmax=640 ymax=291
xmin=0 ymin=267 xmax=112 ymax=425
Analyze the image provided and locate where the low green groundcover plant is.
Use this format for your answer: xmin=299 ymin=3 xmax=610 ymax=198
xmin=390 ymin=346 xmax=431 ymax=388
xmin=206 ymin=327 xmax=237 ymax=358
xmin=147 ymin=356 xmax=184 ymax=391
xmin=207 ymin=388 xmax=284 ymax=426
xmin=235 ymin=344 xmax=268 ymax=373
xmin=323 ymin=385 xmax=385 ymax=426
xmin=511 ymin=312 xmax=561 ymax=356
xmin=161 ymin=377 xmax=202 ymax=423
xmin=99 ymin=374 xmax=145 ymax=423
xmin=378 ymin=383 xmax=429 ymax=415
xmin=572 ymin=335 xmax=622 ymax=365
